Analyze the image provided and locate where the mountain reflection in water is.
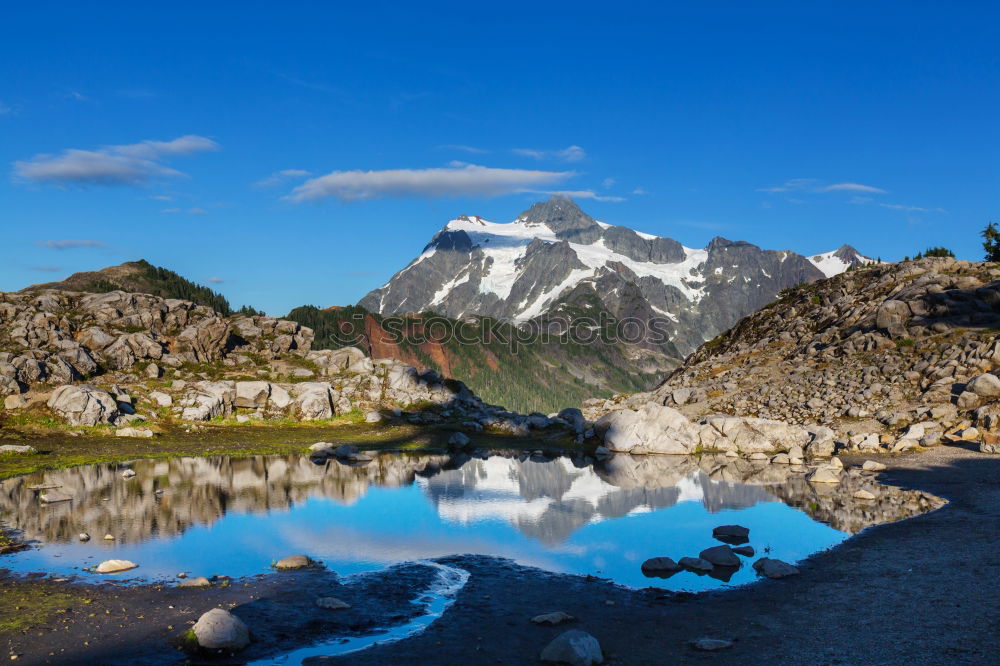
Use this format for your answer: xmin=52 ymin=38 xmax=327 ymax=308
xmin=0 ymin=452 xmax=943 ymax=591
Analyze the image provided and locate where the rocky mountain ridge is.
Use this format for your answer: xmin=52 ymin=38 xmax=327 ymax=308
xmin=360 ymin=197 xmax=870 ymax=361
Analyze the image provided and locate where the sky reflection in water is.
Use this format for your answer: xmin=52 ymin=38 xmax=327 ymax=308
xmin=0 ymin=453 xmax=856 ymax=591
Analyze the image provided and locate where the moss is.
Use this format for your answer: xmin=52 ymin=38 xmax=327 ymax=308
xmin=0 ymin=583 xmax=80 ymax=634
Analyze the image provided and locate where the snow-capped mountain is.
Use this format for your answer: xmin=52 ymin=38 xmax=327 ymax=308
xmin=360 ymin=197 xmax=868 ymax=359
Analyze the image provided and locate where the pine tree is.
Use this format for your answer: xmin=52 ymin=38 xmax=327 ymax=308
xmin=983 ymin=222 xmax=1000 ymax=262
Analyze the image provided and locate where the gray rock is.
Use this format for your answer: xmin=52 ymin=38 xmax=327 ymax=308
xmin=807 ymin=466 xmax=841 ymax=484
xmin=191 ymin=608 xmax=250 ymax=651
xmin=274 ymin=554 xmax=313 ymax=570
xmin=316 ymin=597 xmax=351 ymax=610
xmin=40 ymin=491 xmax=73 ymax=503
xmin=531 ymin=611 xmax=575 ymax=625
xmin=78 ymin=533 xmax=90 ymax=541
xmin=862 ymin=460 xmax=887 ymax=471
xmin=178 ymin=577 xmax=212 ymax=588
xmin=640 ymin=557 xmax=682 ymax=574
xmin=115 ymin=427 xmax=153 ymax=438
xmin=967 ymin=373 xmax=1000 ymax=398
xmin=235 ymin=381 xmax=271 ymax=409
xmin=752 ymin=557 xmax=800 ymax=579
xmin=47 ymin=384 xmax=120 ymax=426
xmin=149 ymin=391 xmax=172 ymax=407
xmin=540 ymin=629 xmax=603 ymax=665
xmin=678 ymin=557 xmax=714 ymax=573
xmin=333 ymin=444 xmax=358 ymax=458
xmin=364 ymin=411 xmax=382 ymax=423
xmin=699 ymin=545 xmax=740 ymax=567
xmin=448 ymin=432 xmax=471 ymax=450
xmin=712 ymin=525 xmax=750 ymax=542
xmin=594 ymin=403 xmax=698 ymax=455
xmin=732 ymin=545 xmax=755 ymax=557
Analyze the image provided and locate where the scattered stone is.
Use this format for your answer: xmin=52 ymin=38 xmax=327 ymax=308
xmin=148 ymin=391 xmax=172 ymax=407
xmin=732 ymin=545 xmax=755 ymax=557
xmin=531 ymin=612 xmax=576 ymax=626
xmin=121 ymin=469 xmax=137 ymax=478
xmin=332 ymin=444 xmax=358 ymax=458
xmin=95 ymin=559 xmax=138 ymax=574
xmin=678 ymin=557 xmax=714 ymax=573
xmin=752 ymin=557 xmax=800 ymax=579
xmin=78 ymin=533 xmax=90 ymax=541
xmin=190 ymin=608 xmax=250 ymax=651
xmin=103 ymin=534 xmax=114 ymax=540
xmin=178 ymin=577 xmax=212 ymax=588
xmin=540 ymin=629 xmax=603 ymax=665
xmin=274 ymin=554 xmax=313 ymax=570
xmin=853 ymin=489 xmax=877 ymax=500
xmin=748 ymin=452 xmax=769 ymax=461
xmin=690 ymin=638 xmax=734 ymax=651
xmin=862 ymin=460 xmax=887 ymax=471
xmin=712 ymin=525 xmax=750 ymax=543
xmin=364 ymin=411 xmax=382 ymax=423
xmin=640 ymin=557 xmax=682 ymax=574
xmin=699 ymin=545 xmax=741 ymax=567
xmin=316 ymin=597 xmax=351 ymax=610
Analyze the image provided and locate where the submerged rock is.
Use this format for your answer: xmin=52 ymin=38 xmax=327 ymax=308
xmin=191 ymin=608 xmax=250 ymax=650
xmin=316 ymin=597 xmax=351 ymax=610
xmin=178 ymin=577 xmax=212 ymax=588
xmin=540 ymin=629 xmax=603 ymax=665
xmin=690 ymin=637 xmax=734 ymax=651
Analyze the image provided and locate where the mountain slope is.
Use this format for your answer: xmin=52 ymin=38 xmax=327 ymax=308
xmin=20 ymin=260 xmax=260 ymax=316
xmin=360 ymin=197 xmax=870 ymax=359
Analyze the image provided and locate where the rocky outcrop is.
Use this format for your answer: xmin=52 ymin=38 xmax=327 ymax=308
xmin=586 ymin=257 xmax=1000 ymax=456
xmin=47 ymin=384 xmax=120 ymax=426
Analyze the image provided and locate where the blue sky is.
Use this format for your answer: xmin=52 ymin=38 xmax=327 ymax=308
xmin=2 ymin=1 xmax=998 ymax=315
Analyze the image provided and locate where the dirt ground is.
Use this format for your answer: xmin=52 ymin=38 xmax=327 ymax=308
xmin=2 ymin=444 xmax=998 ymax=665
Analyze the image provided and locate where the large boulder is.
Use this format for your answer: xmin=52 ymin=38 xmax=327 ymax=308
xmin=47 ymin=384 xmax=120 ymax=426
xmin=235 ymin=381 xmax=271 ymax=409
xmin=698 ymin=416 xmax=813 ymax=454
xmin=174 ymin=318 xmax=231 ymax=362
xmin=291 ymin=383 xmax=334 ymax=421
xmin=594 ymin=403 xmax=699 ymax=454
xmin=190 ymin=608 xmax=250 ymax=651
xmin=179 ymin=381 xmax=235 ymax=421
xmin=966 ymin=373 xmax=1000 ymax=399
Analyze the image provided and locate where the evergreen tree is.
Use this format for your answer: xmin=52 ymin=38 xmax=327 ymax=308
xmin=984 ymin=222 xmax=1000 ymax=262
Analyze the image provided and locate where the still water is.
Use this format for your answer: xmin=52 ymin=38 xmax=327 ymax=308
xmin=0 ymin=451 xmax=942 ymax=592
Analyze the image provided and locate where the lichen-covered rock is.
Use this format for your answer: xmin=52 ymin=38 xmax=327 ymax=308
xmin=190 ymin=608 xmax=250 ymax=650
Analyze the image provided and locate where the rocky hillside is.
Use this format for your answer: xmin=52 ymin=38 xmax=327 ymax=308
xmin=360 ymin=197 xmax=869 ymax=361
xmin=0 ymin=288 xmax=587 ymax=438
xmin=585 ymin=256 xmax=1000 ymax=456
xmin=22 ymin=259 xmax=259 ymax=316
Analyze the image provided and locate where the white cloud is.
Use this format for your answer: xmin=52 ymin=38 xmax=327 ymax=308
xmin=819 ymin=182 xmax=887 ymax=193
xmin=512 ymin=145 xmax=586 ymax=163
xmin=287 ymin=163 xmax=575 ymax=203
xmin=879 ymin=203 xmax=945 ymax=213
xmin=36 ymin=240 xmax=106 ymax=250
xmin=254 ymin=169 xmax=312 ymax=188
xmin=527 ymin=189 xmax=625 ymax=203
xmin=13 ymin=135 xmax=219 ymax=186
xmin=207 ymin=276 xmax=224 ymax=284
xmin=757 ymin=179 xmax=886 ymax=195
xmin=602 ymin=177 xmax=616 ymax=189
xmin=632 ymin=187 xmax=649 ymax=195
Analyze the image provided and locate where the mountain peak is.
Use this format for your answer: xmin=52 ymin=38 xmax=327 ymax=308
xmin=518 ymin=197 xmax=602 ymax=243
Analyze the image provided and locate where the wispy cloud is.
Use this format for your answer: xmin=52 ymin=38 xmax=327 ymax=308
xmin=149 ymin=194 xmax=174 ymax=201
xmin=36 ymin=240 xmax=106 ymax=250
xmin=30 ymin=265 xmax=64 ymax=272
xmin=438 ymin=144 xmax=490 ymax=154
xmin=512 ymin=145 xmax=586 ymax=163
xmin=14 ymin=135 xmax=219 ymax=186
xmin=819 ymin=182 xmax=887 ymax=193
xmin=287 ymin=163 xmax=575 ymax=203
xmin=632 ymin=187 xmax=649 ymax=195
xmin=161 ymin=206 xmax=207 ymax=215
xmin=757 ymin=178 xmax=886 ymax=194
xmin=254 ymin=169 xmax=312 ymax=188
xmin=879 ymin=203 xmax=946 ymax=213
xmin=602 ymin=177 xmax=616 ymax=189
xmin=527 ymin=189 xmax=625 ymax=203
xmin=206 ymin=276 xmax=224 ymax=284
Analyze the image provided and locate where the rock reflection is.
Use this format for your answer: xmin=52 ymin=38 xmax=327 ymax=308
xmin=0 ymin=452 xmax=944 ymax=549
